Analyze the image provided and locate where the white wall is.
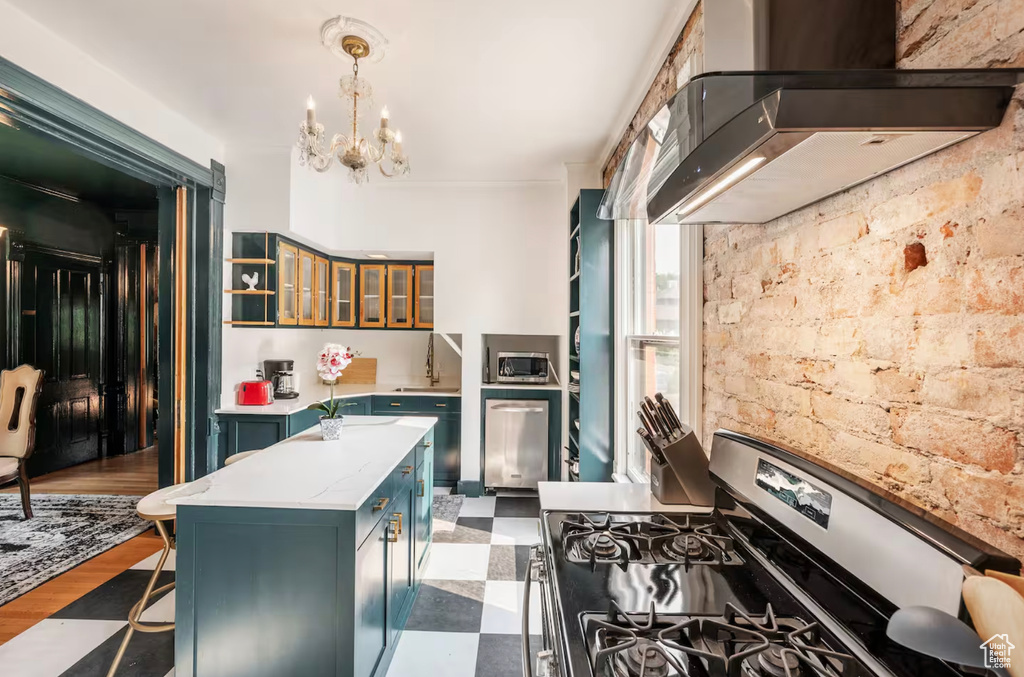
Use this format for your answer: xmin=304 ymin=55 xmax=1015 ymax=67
xmin=222 ymin=148 xmax=567 ymax=484
xmin=0 ymin=0 xmax=223 ymax=166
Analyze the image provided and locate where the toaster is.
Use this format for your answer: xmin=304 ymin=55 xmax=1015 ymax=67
xmin=237 ymin=380 xmax=274 ymax=406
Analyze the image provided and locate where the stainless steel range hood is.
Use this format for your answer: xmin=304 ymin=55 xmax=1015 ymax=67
xmin=599 ymin=2 xmax=1024 ymax=225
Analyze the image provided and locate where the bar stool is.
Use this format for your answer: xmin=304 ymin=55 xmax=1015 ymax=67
xmin=106 ymin=482 xmax=200 ymax=677
xmin=224 ymin=449 xmax=259 ymax=466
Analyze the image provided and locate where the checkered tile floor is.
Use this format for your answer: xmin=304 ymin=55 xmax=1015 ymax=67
xmin=0 ymin=492 xmax=542 ymax=677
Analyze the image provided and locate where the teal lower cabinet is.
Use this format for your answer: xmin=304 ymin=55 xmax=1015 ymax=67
xmin=372 ymin=395 xmax=460 ymax=488
xmin=175 ymin=430 xmax=435 ymax=677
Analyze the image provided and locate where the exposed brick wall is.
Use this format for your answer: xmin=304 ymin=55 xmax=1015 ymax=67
xmin=601 ymin=2 xmax=704 ymax=188
xmin=703 ymin=1 xmax=1024 ymax=559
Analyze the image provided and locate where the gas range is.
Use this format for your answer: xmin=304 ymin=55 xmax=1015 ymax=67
xmin=526 ymin=431 xmax=1021 ymax=677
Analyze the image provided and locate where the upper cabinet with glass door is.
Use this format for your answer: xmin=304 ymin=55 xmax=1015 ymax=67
xmin=314 ymin=255 xmax=330 ymax=327
xmin=298 ymin=250 xmax=316 ymax=326
xmin=386 ymin=264 xmax=414 ymax=329
xmin=331 ymin=260 xmax=357 ymax=327
xmin=277 ymin=242 xmax=298 ymax=326
xmin=414 ymin=265 xmax=434 ymax=329
xmin=360 ymin=264 xmax=386 ymax=328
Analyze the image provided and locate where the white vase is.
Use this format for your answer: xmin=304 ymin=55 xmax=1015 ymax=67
xmin=319 ymin=416 xmax=344 ymax=441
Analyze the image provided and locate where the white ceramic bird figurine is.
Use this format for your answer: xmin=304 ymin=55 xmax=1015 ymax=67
xmin=241 ymin=271 xmax=259 ymax=291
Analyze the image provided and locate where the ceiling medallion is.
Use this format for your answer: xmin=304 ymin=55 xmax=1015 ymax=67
xmin=298 ymin=16 xmax=409 ymax=183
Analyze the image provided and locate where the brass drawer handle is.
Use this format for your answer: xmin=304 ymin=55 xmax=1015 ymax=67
xmin=390 ymin=402 xmax=401 ymax=407
xmin=417 ymin=479 xmax=425 ymax=497
xmin=402 ymin=465 xmax=414 ymax=475
xmin=372 ymin=497 xmax=390 ymax=512
xmin=394 ymin=512 xmax=403 ymax=534
xmin=424 ymin=441 xmax=433 ymax=447
xmin=435 ymin=403 xmax=446 ymax=407
xmin=388 ymin=519 xmax=399 ymax=542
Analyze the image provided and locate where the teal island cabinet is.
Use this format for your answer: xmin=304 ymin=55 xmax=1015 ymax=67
xmin=173 ymin=416 xmax=435 ymax=677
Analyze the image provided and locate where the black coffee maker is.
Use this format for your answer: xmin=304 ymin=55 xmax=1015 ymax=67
xmin=264 ymin=359 xmax=299 ymax=400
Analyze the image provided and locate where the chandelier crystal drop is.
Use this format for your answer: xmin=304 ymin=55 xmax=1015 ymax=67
xmin=297 ymin=17 xmax=409 ymax=184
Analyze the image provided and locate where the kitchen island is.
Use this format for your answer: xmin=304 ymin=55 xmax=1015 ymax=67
xmin=215 ymin=385 xmax=462 ymax=486
xmin=172 ymin=415 xmax=436 ymax=677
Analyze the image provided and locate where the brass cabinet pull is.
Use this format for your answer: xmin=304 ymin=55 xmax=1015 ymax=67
xmin=402 ymin=465 xmax=414 ymax=475
xmin=390 ymin=402 xmax=401 ymax=407
xmin=372 ymin=497 xmax=390 ymax=512
xmin=435 ymin=403 xmax=446 ymax=407
xmin=424 ymin=441 xmax=433 ymax=447
xmin=417 ymin=479 xmax=425 ymax=497
xmin=394 ymin=512 xmax=403 ymax=534
xmin=388 ymin=519 xmax=399 ymax=542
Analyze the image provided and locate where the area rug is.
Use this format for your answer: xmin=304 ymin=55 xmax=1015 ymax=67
xmin=0 ymin=494 xmax=148 ymax=606
xmin=432 ymin=494 xmax=464 ymax=532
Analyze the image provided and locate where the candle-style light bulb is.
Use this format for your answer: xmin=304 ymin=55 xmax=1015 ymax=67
xmin=380 ymin=105 xmax=390 ymax=129
xmin=394 ymin=130 xmax=403 ymax=153
xmin=306 ymin=96 xmax=316 ymax=127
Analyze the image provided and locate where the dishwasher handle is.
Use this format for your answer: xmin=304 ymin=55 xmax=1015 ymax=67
xmin=491 ymin=405 xmax=546 ymax=413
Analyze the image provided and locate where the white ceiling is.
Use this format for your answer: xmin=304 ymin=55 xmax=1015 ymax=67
xmin=8 ymin=0 xmax=678 ymax=182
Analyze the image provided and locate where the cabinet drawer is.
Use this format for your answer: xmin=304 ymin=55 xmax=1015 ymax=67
xmin=371 ymin=396 xmax=461 ymax=414
xmin=356 ymin=474 xmax=395 ymax=548
xmin=392 ymin=448 xmax=417 ymax=490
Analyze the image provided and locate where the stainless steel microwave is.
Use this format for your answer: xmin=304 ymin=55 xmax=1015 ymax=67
xmin=496 ymin=351 xmax=549 ymax=384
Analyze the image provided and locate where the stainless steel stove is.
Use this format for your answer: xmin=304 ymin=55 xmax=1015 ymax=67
xmin=525 ymin=430 xmax=1021 ymax=677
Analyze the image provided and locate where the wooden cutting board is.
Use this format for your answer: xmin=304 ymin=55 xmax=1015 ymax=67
xmin=336 ymin=357 xmax=377 ymax=385
xmin=963 ymin=575 xmax=1024 ymax=677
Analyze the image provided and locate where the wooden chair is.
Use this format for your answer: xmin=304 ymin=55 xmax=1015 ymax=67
xmin=0 ymin=365 xmax=44 ymax=519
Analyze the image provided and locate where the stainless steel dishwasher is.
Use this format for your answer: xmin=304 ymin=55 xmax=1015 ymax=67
xmin=484 ymin=399 xmax=549 ymax=490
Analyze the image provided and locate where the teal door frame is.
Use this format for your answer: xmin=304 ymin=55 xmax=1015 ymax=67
xmin=0 ymin=55 xmax=224 ymax=486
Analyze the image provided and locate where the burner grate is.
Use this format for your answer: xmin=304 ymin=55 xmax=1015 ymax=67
xmin=560 ymin=513 xmax=743 ymax=568
xmin=584 ymin=602 xmax=869 ymax=677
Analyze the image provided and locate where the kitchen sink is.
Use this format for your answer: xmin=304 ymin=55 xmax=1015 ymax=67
xmin=392 ymin=387 xmax=461 ymax=393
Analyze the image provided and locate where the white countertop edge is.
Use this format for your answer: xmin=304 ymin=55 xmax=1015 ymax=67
xmin=215 ymin=383 xmax=461 ymax=416
xmin=169 ymin=416 xmax=438 ymax=510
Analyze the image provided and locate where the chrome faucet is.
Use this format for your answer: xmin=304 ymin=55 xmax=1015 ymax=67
xmin=426 ymin=333 xmax=441 ymax=386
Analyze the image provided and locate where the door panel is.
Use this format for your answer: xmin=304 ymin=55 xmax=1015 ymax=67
xmin=389 ymin=489 xmax=414 ymax=639
xmin=21 ymin=252 xmax=103 ymax=476
xmin=386 ymin=264 xmax=413 ymax=329
xmin=355 ymin=515 xmax=390 ymax=677
xmin=414 ymin=265 xmax=434 ymax=329
xmin=331 ymin=261 xmax=357 ymax=327
xmin=360 ymin=264 xmax=386 ymax=328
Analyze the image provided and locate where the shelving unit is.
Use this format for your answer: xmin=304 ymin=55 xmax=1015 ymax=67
xmin=567 ymin=189 xmax=614 ymax=482
xmin=226 ymin=232 xmax=276 ymax=326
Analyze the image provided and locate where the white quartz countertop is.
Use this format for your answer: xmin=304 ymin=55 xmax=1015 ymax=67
xmin=215 ymin=382 xmax=460 ymax=416
xmin=169 ymin=416 xmax=437 ymax=510
xmin=537 ymin=481 xmax=714 ymax=514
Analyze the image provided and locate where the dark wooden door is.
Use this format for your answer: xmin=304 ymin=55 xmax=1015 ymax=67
xmin=20 ymin=251 xmax=103 ymax=476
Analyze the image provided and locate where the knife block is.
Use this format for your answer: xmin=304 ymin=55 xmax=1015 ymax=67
xmin=649 ymin=457 xmax=690 ymax=504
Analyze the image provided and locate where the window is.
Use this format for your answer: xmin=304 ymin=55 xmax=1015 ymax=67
xmin=621 ymin=220 xmax=682 ymax=483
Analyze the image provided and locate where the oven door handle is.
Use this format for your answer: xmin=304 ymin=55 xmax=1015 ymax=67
xmin=522 ymin=554 xmax=538 ymax=677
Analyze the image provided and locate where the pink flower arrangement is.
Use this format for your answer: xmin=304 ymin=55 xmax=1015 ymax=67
xmin=309 ymin=343 xmax=357 ymax=420
xmin=316 ymin=343 xmax=354 ymax=383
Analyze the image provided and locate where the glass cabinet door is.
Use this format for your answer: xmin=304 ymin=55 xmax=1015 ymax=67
xmin=332 ymin=261 xmax=356 ymax=327
xmin=414 ymin=265 xmax=434 ymax=329
xmin=298 ymin=250 xmax=315 ymax=325
xmin=387 ymin=265 xmax=414 ymax=328
xmin=314 ymin=256 xmax=329 ymax=326
xmin=360 ymin=264 xmax=386 ymax=327
xmin=277 ymin=242 xmax=298 ymax=325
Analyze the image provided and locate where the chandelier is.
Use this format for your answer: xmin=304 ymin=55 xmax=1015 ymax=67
xmin=297 ymin=17 xmax=410 ymax=183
